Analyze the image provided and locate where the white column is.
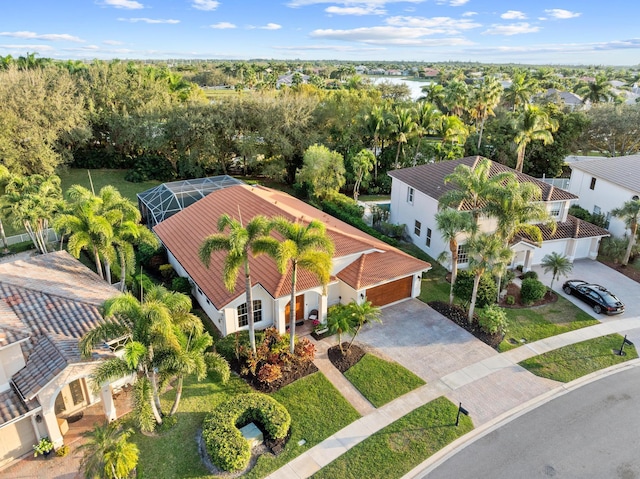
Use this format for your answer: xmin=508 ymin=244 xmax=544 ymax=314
xmin=523 ymin=250 xmax=533 ymax=272
xmin=319 ymin=294 xmax=328 ymax=323
xmin=41 ymin=409 xmax=64 ymax=448
xmin=100 ymin=385 xmax=117 ymax=422
xmin=566 ymin=239 xmax=577 ymax=262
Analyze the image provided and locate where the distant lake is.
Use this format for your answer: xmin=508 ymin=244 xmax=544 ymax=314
xmin=368 ymin=76 xmax=433 ymax=101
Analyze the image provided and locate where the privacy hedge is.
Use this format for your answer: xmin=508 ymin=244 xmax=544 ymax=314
xmin=202 ymin=393 xmax=291 ymax=472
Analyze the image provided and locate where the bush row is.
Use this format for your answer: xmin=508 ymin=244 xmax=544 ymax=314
xmin=202 ymin=393 xmax=291 ymax=472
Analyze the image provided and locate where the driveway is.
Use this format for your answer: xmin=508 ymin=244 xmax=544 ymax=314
xmin=531 ymin=259 xmax=640 ymax=320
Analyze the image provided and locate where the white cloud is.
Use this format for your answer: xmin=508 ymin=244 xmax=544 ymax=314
xmin=501 ymin=10 xmax=526 ymax=20
xmin=435 ymin=0 xmax=468 ymax=5
xmin=0 ymin=31 xmax=84 ymax=42
xmin=288 ymin=0 xmax=424 ymax=7
xmin=386 ymin=16 xmax=481 ymax=32
xmin=544 ymin=9 xmax=581 ymax=19
xmin=326 ymin=6 xmax=386 ymax=15
xmin=483 ymin=22 xmax=540 ymax=36
xmin=210 ymin=22 xmax=236 ymax=29
xmin=462 ymin=11 xmax=477 ymax=17
xmin=0 ymin=44 xmax=55 ymax=52
xmin=192 ymin=0 xmax=220 ymax=11
xmin=118 ymin=18 xmax=180 ymax=23
xmin=260 ymin=23 xmax=282 ymax=30
xmin=310 ymin=26 xmax=473 ymax=45
xmin=103 ymin=0 xmax=144 ymax=9
xmin=103 ymin=39 xmax=124 ymax=45
xmin=274 ymin=44 xmax=385 ymax=52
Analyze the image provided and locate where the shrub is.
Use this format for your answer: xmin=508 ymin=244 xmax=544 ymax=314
xmin=158 ymin=264 xmax=176 ymax=280
xmin=202 ymin=393 xmax=291 ymax=472
xmin=453 ymin=270 xmax=497 ymax=309
xmin=55 ymin=444 xmax=70 ymax=457
xmin=506 ymin=295 xmax=515 ymax=305
xmin=157 ymin=414 xmax=178 ymax=433
xmin=170 ymin=276 xmax=192 ymax=294
xmin=503 ymin=269 xmax=516 ymax=287
xmin=205 ymin=352 xmax=231 ymax=384
xmin=520 ymin=278 xmax=547 ymax=305
xmin=477 ymin=304 xmax=508 ymax=336
xmin=521 ymin=271 xmax=538 ymax=281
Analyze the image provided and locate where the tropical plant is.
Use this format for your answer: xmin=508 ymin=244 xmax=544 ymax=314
xmin=466 ymin=233 xmax=513 ymax=322
xmin=270 ymin=217 xmax=334 ymax=353
xmin=80 ymin=285 xmax=201 ymax=431
xmin=33 ymin=436 xmax=54 ymax=457
xmin=441 ymin=79 xmax=469 ymax=117
xmin=576 ymin=75 xmax=614 ymax=105
xmin=199 ymin=213 xmax=278 ymax=354
xmin=296 ymin=144 xmax=346 ymax=199
xmin=351 ymin=149 xmax=375 ymax=201
xmin=520 ymin=277 xmax=547 ymax=305
xmin=540 ymin=252 xmax=573 ymax=290
xmin=412 ymin=101 xmax=441 ymax=165
xmin=327 ymin=305 xmax=354 ymax=355
xmin=389 ymin=106 xmax=416 ymax=168
xmin=346 ymin=300 xmax=381 ymax=353
xmin=514 ymin=105 xmax=558 ymax=173
xmin=477 ymin=304 xmax=508 ymax=336
xmin=611 ymin=199 xmax=640 ymax=266
xmin=503 ymin=71 xmax=539 ymax=111
xmin=77 ymin=423 xmax=139 ymax=479
xmin=469 ymin=76 xmax=503 ymax=149
xmin=435 ymin=209 xmax=477 ymax=305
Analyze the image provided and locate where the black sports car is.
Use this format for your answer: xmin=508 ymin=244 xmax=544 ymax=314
xmin=562 ymin=280 xmax=625 ymax=315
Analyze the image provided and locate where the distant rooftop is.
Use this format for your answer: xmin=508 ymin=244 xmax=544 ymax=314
xmin=566 ymin=155 xmax=640 ymax=193
xmin=137 ymin=175 xmax=244 ymax=227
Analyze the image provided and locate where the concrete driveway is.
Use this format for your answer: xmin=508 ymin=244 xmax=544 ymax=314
xmin=531 ymin=259 xmax=640 ymax=320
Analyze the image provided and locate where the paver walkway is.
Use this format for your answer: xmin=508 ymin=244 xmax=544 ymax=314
xmin=266 ymin=315 xmax=640 ymax=479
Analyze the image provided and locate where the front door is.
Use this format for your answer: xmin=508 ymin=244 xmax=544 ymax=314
xmin=285 ymin=294 xmax=304 ymax=323
xmin=55 ymin=378 xmax=88 ymax=418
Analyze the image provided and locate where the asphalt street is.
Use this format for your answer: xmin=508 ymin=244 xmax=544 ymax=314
xmin=423 ymin=365 xmax=640 ymax=479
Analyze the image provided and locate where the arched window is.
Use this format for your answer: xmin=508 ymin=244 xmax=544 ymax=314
xmin=237 ymin=300 xmax=263 ymax=327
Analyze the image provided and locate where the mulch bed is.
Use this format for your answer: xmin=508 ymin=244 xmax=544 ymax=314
xmin=327 ymin=343 xmax=366 ymax=373
xmin=227 ymin=358 xmax=318 ymax=394
xmin=428 ymin=301 xmax=503 ymax=348
xmin=499 ymin=282 xmax=558 ymax=308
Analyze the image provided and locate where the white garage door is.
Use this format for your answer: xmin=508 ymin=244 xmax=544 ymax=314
xmin=0 ymin=418 xmax=37 ymax=469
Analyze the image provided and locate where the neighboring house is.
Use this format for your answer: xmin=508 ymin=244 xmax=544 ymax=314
xmin=276 ymin=73 xmax=310 ymax=88
xmin=153 ymin=184 xmax=431 ymax=337
xmin=0 ymin=251 xmax=128 ymax=468
xmin=566 ymin=155 xmax=640 ymax=237
xmin=388 ymin=157 xmax=609 ymax=272
xmin=543 ymin=88 xmax=585 ymax=110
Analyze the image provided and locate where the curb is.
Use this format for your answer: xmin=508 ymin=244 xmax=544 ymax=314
xmin=403 ymin=357 xmax=640 ymax=478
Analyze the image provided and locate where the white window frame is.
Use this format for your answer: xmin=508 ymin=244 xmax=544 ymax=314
xmin=414 ymin=220 xmax=421 ymax=236
xmin=237 ymin=300 xmax=263 ymax=328
xmin=407 ymin=187 xmax=414 ymax=204
xmin=425 ymin=228 xmax=432 ymax=247
xmin=457 ymin=244 xmax=469 ymax=264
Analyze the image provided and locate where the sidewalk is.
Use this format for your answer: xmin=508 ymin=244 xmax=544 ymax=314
xmin=266 ymin=315 xmax=640 ymax=479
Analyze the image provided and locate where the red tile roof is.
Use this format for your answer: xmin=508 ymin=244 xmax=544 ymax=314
xmin=154 ymin=185 xmax=430 ymax=308
xmin=388 ymin=156 xmax=577 ymax=208
xmin=337 ymin=251 xmax=428 ymax=289
xmin=515 ymin=214 xmax=610 ymax=244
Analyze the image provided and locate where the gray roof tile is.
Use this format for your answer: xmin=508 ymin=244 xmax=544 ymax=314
xmin=0 ymin=387 xmax=39 ymax=425
xmin=568 ymin=155 xmax=640 ymax=194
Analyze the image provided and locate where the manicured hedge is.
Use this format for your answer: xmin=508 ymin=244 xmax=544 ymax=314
xmin=520 ymin=278 xmax=547 ymax=305
xmin=202 ymin=393 xmax=291 ymax=472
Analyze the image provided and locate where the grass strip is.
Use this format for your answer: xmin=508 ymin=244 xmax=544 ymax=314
xmin=312 ymin=396 xmax=473 ymax=479
xmin=519 ymin=334 xmax=638 ymax=382
xmin=344 ymin=354 xmax=425 ymax=408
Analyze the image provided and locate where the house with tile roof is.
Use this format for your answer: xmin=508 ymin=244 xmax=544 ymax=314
xmin=388 ymin=156 xmax=609 ymax=273
xmin=153 ymin=184 xmax=431 ymax=337
xmin=566 ymin=155 xmax=640 ymax=238
xmin=0 ymin=251 xmax=129 ymax=468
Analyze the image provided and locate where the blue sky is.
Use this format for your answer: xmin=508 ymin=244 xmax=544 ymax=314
xmin=1 ymin=0 xmax=639 ymax=65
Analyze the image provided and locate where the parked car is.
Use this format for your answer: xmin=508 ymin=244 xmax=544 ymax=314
xmin=562 ymin=280 xmax=625 ymax=315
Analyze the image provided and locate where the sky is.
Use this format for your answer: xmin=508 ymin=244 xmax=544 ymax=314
xmin=2 ymin=0 xmax=640 ymax=66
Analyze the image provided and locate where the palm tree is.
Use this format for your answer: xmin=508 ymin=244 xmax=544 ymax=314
xmin=78 ymin=422 xmax=139 ymax=479
xmin=433 ymin=115 xmax=470 ymax=161
xmin=541 ymin=252 xmax=573 ymax=290
xmin=198 ymin=214 xmax=278 ymax=354
xmin=611 ymin=199 xmax=640 ymax=266
xmin=346 ymin=300 xmax=381 ymax=353
xmin=389 ymin=106 xmax=416 ymax=168
xmin=270 ymin=217 xmax=334 ymax=354
xmin=439 ymin=158 xmax=516 ymax=223
xmin=466 ymin=233 xmax=513 ymax=323
xmin=412 ymin=101 xmax=441 ymax=165
xmin=503 ymin=71 xmax=539 ymax=111
xmin=327 ymin=306 xmax=353 ymax=355
xmin=514 ymin=105 xmax=558 ymax=173
xmin=435 ymin=209 xmax=478 ymax=305
xmin=441 ymin=79 xmax=468 ymax=117
xmin=80 ymin=286 xmax=201 ymax=431
xmin=469 ymin=76 xmax=503 ymax=149
xmin=577 ymin=75 xmax=614 ymax=105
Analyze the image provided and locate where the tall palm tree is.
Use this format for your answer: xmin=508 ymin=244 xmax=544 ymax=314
xmin=503 ymin=71 xmax=539 ymax=111
xmin=412 ymin=101 xmax=441 ymax=165
xmin=78 ymin=422 xmax=139 ymax=479
xmin=439 ymin=158 xmax=516 ymax=223
xmin=514 ymin=105 xmax=558 ymax=173
xmin=577 ymin=75 xmax=614 ymax=105
xmin=389 ymin=106 xmax=417 ymax=168
xmin=466 ymin=233 xmax=513 ymax=323
xmin=270 ymin=217 xmax=334 ymax=354
xmin=80 ymin=286 xmax=200 ymax=431
xmin=435 ymin=209 xmax=478 ymax=305
xmin=611 ymin=199 xmax=640 ymax=266
xmin=469 ymin=76 xmax=503 ymax=149
xmin=199 ymin=214 xmax=278 ymax=354
xmin=541 ymin=252 xmax=573 ymax=290
xmin=441 ymin=79 xmax=469 ymax=117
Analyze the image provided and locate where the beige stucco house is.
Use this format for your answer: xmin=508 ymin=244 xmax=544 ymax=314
xmin=0 ymin=251 xmax=129 ymax=469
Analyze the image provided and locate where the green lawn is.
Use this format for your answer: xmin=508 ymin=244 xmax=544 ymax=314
xmin=519 ymin=334 xmax=638 ymax=382
xmin=358 ymin=194 xmax=391 ymax=202
xmin=245 ymin=372 xmax=361 ymax=479
xmin=498 ymin=296 xmax=599 ymax=352
xmin=132 ymin=371 xmax=360 ymax=479
xmin=312 ymin=397 xmax=473 ymax=479
xmin=344 ymin=354 xmax=425 ymax=408
xmin=58 ymin=168 xmax=160 ymax=203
